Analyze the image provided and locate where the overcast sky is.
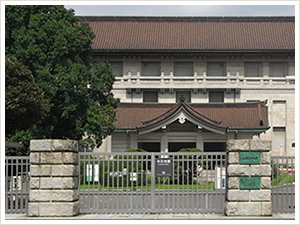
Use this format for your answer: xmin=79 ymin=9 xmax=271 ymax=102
xmin=64 ymin=5 xmax=295 ymax=17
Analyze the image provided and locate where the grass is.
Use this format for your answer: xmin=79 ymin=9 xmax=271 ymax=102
xmin=80 ymin=183 xmax=215 ymax=190
xmin=272 ymin=173 xmax=295 ymax=187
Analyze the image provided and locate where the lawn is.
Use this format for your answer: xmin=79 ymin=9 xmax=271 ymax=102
xmin=272 ymin=173 xmax=295 ymax=187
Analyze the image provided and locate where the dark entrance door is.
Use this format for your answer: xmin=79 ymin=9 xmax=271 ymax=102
xmin=168 ymin=142 xmax=196 ymax=152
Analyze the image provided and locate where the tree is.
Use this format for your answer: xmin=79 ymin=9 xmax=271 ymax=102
xmin=5 ymin=56 xmax=46 ymax=136
xmin=5 ymin=5 xmax=119 ymax=149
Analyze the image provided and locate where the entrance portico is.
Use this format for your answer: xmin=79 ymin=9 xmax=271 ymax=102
xmin=109 ymin=100 xmax=269 ymax=152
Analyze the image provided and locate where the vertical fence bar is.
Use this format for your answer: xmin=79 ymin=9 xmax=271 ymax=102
xmin=151 ymin=153 xmax=155 ymax=213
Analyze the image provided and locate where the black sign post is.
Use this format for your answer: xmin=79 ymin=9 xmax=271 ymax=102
xmin=155 ymin=158 xmax=173 ymax=177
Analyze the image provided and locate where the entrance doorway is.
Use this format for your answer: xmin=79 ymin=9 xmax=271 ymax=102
xmin=168 ymin=142 xmax=196 ymax=152
xmin=138 ymin=142 xmax=160 ymax=152
xmin=204 ymin=142 xmax=226 ymax=152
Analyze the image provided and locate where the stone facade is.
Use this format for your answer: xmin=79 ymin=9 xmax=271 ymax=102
xmin=28 ymin=140 xmax=79 ymax=217
xmin=93 ymin=55 xmax=295 ymax=156
xmin=225 ymin=139 xmax=272 ymax=216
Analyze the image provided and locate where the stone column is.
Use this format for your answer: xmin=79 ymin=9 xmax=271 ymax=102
xmin=28 ymin=140 xmax=79 ymax=217
xmin=225 ymin=139 xmax=272 ymax=216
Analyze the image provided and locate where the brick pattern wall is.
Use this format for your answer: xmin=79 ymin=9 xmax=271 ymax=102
xmin=28 ymin=140 xmax=79 ymax=217
xmin=225 ymin=139 xmax=272 ymax=216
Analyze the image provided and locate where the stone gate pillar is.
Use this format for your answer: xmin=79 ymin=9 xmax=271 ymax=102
xmin=28 ymin=140 xmax=79 ymax=217
xmin=225 ymin=139 xmax=272 ymax=216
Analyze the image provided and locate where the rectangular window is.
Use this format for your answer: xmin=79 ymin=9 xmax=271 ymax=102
xmin=110 ymin=62 xmax=123 ymax=77
xmin=209 ymin=91 xmax=224 ymax=103
xmin=176 ymin=91 xmax=191 ymax=103
xmin=143 ymin=91 xmax=158 ymax=103
xmin=207 ymin=62 xmax=226 ymax=76
xmin=244 ymin=62 xmax=261 ymax=77
xmin=270 ymin=62 xmax=287 ymax=77
xmin=174 ymin=62 xmax=193 ymax=76
xmin=141 ymin=62 xmax=161 ymax=76
xmin=247 ymin=100 xmax=260 ymax=103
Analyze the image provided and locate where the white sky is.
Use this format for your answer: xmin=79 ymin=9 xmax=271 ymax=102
xmin=64 ymin=5 xmax=295 ymax=17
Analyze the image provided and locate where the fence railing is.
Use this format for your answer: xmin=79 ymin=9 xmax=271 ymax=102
xmin=271 ymin=156 xmax=295 ymax=213
xmin=5 ymin=156 xmax=30 ymax=214
xmin=79 ymin=152 xmax=227 ymax=214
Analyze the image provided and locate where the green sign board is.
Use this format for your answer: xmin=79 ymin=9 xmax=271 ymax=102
xmin=239 ymin=152 xmax=260 ymax=164
xmin=239 ymin=177 xmax=261 ymax=189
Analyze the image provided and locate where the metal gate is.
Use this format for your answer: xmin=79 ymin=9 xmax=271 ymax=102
xmin=271 ymin=156 xmax=295 ymax=213
xmin=5 ymin=156 xmax=30 ymax=214
xmin=79 ymin=152 xmax=226 ymax=214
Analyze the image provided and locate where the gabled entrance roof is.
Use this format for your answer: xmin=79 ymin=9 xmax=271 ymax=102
xmin=138 ymin=99 xmax=227 ymax=134
xmin=114 ymin=100 xmax=269 ymax=134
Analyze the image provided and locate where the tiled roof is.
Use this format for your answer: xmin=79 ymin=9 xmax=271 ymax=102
xmin=83 ymin=16 xmax=295 ymax=52
xmin=114 ymin=101 xmax=269 ymax=131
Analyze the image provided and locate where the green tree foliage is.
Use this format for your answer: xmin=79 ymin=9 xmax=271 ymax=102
xmin=5 ymin=5 xmax=118 ymax=150
xmin=5 ymin=56 xmax=46 ymax=135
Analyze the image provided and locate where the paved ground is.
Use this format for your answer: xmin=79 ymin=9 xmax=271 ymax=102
xmin=5 ymin=213 xmax=295 ymax=220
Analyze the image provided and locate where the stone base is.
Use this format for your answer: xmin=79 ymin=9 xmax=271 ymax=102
xmin=225 ymin=202 xmax=272 ymax=216
xmin=28 ymin=201 xmax=79 ymax=217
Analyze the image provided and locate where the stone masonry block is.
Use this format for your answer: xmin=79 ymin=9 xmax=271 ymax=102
xmin=52 ymin=140 xmax=78 ymax=152
xmin=30 ymin=165 xmax=51 ymax=177
xmin=228 ymin=177 xmax=239 ymax=189
xmin=63 ymin=152 xmax=78 ymax=164
xmin=261 ymin=165 xmax=271 ymax=176
xmin=30 ymin=140 xmax=53 ymax=151
xmin=32 ymin=201 xmax=79 ymax=217
xmin=29 ymin=190 xmax=79 ymax=202
xmin=40 ymin=152 xmax=63 ymax=164
xmin=227 ymin=140 xmax=249 ymax=151
xmin=30 ymin=152 xmax=40 ymax=164
xmin=30 ymin=178 xmax=40 ymax=189
xmin=250 ymin=165 xmax=261 ymax=176
xmin=250 ymin=190 xmax=271 ymax=201
xmin=250 ymin=165 xmax=271 ymax=176
xmin=27 ymin=202 xmax=39 ymax=216
xmin=40 ymin=177 xmax=78 ymax=189
xmin=228 ymin=152 xmax=239 ymax=164
xmin=261 ymin=202 xmax=272 ymax=216
xmin=227 ymin=165 xmax=250 ymax=176
xmin=51 ymin=165 xmax=78 ymax=176
xmin=225 ymin=202 xmax=261 ymax=216
xmin=261 ymin=177 xmax=271 ymax=189
xmin=30 ymin=139 xmax=78 ymax=152
xmin=261 ymin=152 xmax=271 ymax=164
xmin=227 ymin=190 xmax=249 ymax=201
xmin=249 ymin=140 xmax=271 ymax=151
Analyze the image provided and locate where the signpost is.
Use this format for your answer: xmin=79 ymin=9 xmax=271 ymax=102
xmin=155 ymin=158 xmax=172 ymax=177
xmin=239 ymin=152 xmax=260 ymax=164
xmin=239 ymin=177 xmax=260 ymax=189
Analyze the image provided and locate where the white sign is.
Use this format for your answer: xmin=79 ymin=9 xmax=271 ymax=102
xmin=86 ymin=164 xmax=93 ymax=182
xmin=130 ymin=172 xmax=137 ymax=181
xmin=94 ymin=164 xmax=99 ymax=182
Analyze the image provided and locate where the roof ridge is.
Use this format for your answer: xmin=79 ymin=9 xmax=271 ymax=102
xmin=81 ymin=16 xmax=295 ymax=22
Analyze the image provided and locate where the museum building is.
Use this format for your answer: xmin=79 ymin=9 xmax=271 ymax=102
xmin=84 ymin=16 xmax=295 ymax=155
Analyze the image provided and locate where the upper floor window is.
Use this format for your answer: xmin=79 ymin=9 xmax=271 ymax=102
xmin=244 ymin=62 xmax=261 ymax=77
xmin=110 ymin=62 xmax=123 ymax=77
xmin=207 ymin=62 xmax=226 ymax=76
xmin=174 ymin=62 xmax=193 ymax=76
xmin=270 ymin=62 xmax=287 ymax=77
xmin=209 ymin=91 xmax=224 ymax=103
xmin=143 ymin=91 xmax=158 ymax=103
xmin=176 ymin=91 xmax=191 ymax=103
xmin=142 ymin=62 xmax=161 ymax=76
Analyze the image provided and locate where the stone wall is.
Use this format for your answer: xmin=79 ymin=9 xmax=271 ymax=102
xmin=28 ymin=140 xmax=79 ymax=217
xmin=225 ymin=139 xmax=272 ymax=216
